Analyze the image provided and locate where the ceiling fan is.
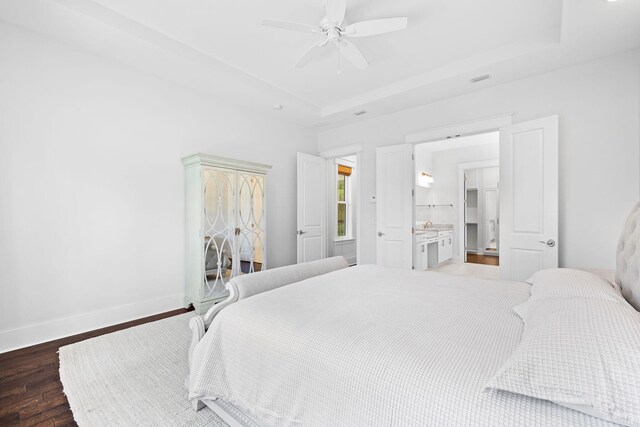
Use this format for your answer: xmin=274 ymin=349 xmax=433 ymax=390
xmin=262 ymin=0 xmax=408 ymax=71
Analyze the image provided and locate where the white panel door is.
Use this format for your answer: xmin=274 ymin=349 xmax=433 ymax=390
xmin=297 ymin=152 xmax=326 ymax=263
xmin=500 ymin=116 xmax=558 ymax=280
xmin=376 ymin=144 xmax=414 ymax=269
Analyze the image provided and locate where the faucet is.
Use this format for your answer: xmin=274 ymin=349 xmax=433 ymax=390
xmin=424 ymin=221 xmax=433 ymax=229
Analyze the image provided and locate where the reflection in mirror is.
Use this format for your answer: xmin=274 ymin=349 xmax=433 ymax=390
xmin=238 ymin=173 xmax=265 ymax=274
xmin=203 ymin=169 xmax=235 ymax=298
xmin=485 ymin=189 xmax=499 ymax=251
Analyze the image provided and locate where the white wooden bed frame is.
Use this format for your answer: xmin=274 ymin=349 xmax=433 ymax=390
xmin=187 ymin=256 xmax=350 ymax=427
xmin=185 ymin=201 xmax=640 ymax=427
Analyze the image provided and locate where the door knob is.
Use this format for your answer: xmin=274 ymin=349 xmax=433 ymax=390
xmin=377 ymin=231 xmax=385 ymax=237
xmin=297 ymin=230 xmax=306 ymax=235
xmin=539 ymin=239 xmax=556 ymax=247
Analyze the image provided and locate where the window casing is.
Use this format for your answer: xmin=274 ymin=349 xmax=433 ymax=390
xmin=337 ymin=164 xmax=352 ymax=238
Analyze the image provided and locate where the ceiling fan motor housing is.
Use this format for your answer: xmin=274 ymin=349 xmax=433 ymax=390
xmin=321 ymin=16 xmax=341 ymax=29
xmin=325 ymin=27 xmax=342 ymax=43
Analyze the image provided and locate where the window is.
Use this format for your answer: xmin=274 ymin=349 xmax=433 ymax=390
xmin=337 ymin=164 xmax=352 ymax=238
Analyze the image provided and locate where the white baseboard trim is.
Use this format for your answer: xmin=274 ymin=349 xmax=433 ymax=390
xmin=0 ymin=293 xmax=185 ymax=354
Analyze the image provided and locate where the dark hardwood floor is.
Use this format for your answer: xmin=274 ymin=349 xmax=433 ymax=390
xmin=466 ymin=253 xmax=500 ymax=266
xmin=0 ymin=308 xmax=192 ymax=426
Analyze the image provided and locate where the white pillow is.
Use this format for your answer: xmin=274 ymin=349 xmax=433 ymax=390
xmin=487 ymin=298 xmax=640 ymax=426
xmin=526 ymin=268 xmax=624 ymax=302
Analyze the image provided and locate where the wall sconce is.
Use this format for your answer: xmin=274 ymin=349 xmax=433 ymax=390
xmin=417 ymin=172 xmax=434 ymax=188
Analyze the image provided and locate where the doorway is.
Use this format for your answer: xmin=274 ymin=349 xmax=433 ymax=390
xmin=296 ymin=150 xmax=361 ymax=265
xmin=413 ymin=131 xmax=499 ymax=277
xmin=462 ymin=164 xmax=500 ymax=266
xmin=373 ymin=114 xmax=558 ymax=281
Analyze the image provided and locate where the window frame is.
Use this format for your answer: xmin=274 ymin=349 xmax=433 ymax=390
xmin=335 ymin=159 xmax=355 ymax=241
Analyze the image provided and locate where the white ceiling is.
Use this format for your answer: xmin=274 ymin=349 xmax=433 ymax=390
xmin=86 ymin=0 xmax=560 ymax=106
xmin=1 ymin=0 xmax=639 ymax=128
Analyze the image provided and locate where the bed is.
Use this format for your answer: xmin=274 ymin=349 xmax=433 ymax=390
xmin=187 ymin=202 xmax=640 ymax=427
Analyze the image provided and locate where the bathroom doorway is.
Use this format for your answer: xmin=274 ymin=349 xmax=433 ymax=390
xmin=414 ymin=131 xmax=499 ymax=275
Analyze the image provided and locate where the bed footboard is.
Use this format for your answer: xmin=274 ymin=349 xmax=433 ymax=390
xmin=187 ymin=256 xmax=349 ymax=411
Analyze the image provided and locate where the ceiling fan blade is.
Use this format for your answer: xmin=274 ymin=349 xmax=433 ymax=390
xmin=345 ymin=17 xmax=408 ymax=37
xmin=339 ymin=40 xmax=368 ymax=70
xmin=295 ymin=42 xmax=327 ymax=68
xmin=324 ymin=0 xmax=346 ymax=26
xmin=262 ymin=19 xmax=320 ymax=34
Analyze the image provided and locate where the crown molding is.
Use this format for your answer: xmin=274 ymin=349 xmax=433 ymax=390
xmin=182 ymin=153 xmax=272 ymax=174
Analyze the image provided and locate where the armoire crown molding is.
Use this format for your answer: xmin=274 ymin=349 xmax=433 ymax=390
xmin=182 ymin=153 xmax=272 ymax=174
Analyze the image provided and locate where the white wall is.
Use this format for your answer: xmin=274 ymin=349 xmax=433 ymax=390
xmin=0 ymin=22 xmax=317 ymax=352
xmin=319 ymin=49 xmax=640 ymax=269
xmin=414 ymin=145 xmax=433 ymax=208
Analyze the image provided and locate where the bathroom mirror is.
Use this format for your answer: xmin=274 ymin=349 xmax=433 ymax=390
xmin=484 ymin=189 xmax=499 ymax=251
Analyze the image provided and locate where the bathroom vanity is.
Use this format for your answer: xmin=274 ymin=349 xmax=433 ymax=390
xmin=415 ymin=226 xmax=454 ymax=270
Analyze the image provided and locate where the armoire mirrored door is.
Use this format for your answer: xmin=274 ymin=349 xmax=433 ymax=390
xmin=203 ymin=168 xmax=236 ymax=299
xmin=237 ymin=172 xmax=265 ymax=275
xmin=183 ymin=154 xmax=271 ymax=314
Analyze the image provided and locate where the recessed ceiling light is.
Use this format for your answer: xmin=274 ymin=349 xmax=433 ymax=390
xmin=470 ymin=74 xmax=491 ymax=83
xmin=354 ymin=110 xmax=367 ymax=116
xmin=272 ymin=104 xmax=283 ymax=110
xmin=604 ymin=0 xmax=618 ymax=2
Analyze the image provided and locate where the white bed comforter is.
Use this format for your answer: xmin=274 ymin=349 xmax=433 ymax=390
xmin=189 ymin=265 xmax=615 ymax=426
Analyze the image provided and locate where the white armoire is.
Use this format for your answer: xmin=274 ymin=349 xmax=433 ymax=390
xmin=182 ymin=154 xmax=271 ymax=314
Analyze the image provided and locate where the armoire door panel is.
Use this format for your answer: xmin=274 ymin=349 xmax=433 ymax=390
xmin=183 ymin=154 xmax=271 ymax=314
xmin=203 ymin=168 xmax=236 ymax=298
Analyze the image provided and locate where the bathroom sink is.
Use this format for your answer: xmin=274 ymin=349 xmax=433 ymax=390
xmin=416 ymin=223 xmax=453 ymax=239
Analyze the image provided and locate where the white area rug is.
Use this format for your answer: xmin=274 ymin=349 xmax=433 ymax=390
xmin=59 ymin=313 xmax=228 ymax=427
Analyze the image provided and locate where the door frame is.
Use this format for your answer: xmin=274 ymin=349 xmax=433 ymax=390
xmin=406 ymin=114 xmax=513 ymax=273
xmin=457 ymin=159 xmax=499 ymax=263
xmin=319 ymin=144 xmax=363 ymax=265
xmin=405 ymin=114 xmax=513 ymax=144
